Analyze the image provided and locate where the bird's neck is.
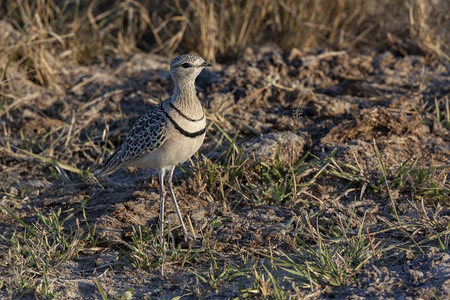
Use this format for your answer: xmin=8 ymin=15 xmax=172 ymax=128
xmin=171 ymin=80 xmax=203 ymax=116
xmin=173 ymin=80 xmax=196 ymax=96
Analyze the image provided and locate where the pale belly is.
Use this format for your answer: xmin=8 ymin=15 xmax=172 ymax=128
xmin=123 ymin=132 xmax=206 ymax=170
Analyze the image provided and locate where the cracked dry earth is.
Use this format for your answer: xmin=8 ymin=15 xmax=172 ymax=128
xmin=1 ymin=46 xmax=449 ymax=299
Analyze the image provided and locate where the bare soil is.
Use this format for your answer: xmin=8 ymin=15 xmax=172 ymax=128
xmin=1 ymin=46 xmax=449 ymax=299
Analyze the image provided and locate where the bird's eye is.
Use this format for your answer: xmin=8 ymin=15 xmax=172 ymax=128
xmin=181 ymin=63 xmax=191 ymax=68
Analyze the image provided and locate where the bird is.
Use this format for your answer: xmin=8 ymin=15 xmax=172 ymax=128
xmin=95 ymin=54 xmax=212 ymax=241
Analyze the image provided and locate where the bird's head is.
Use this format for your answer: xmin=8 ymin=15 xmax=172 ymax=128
xmin=170 ymin=54 xmax=212 ymax=85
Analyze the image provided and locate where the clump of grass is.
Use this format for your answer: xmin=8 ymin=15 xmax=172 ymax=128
xmin=266 ymin=220 xmax=375 ymax=290
xmin=0 ymin=205 xmax=90 ymax=298
xmin=321 ymin=148 xmax=449 ymax=204
xmin=193 ymin=147 xmax=288 ymax=205
xmin=410 ymin=166 xmax=450 ymax=203
xmin=194 ymin=260 xmax=248 ymax=293
xmin=125 ymin=217 xmax=236 ymax=276
xmin=126 ymin=225 xmax=163 ymax=270
xmin=240 ymin=264 xmax=289 ymax=299
xmin=191 ymin=126 xmax=314 ymax=206
xmin=249 ymin=149 xmax=312 ymax=204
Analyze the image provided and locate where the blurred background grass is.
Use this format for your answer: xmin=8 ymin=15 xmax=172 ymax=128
xmin=0 ymin=0 xmax=448 ymax=89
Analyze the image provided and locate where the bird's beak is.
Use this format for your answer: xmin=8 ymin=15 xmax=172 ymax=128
xmin=202 ymin=61 xmax=213 ymax=67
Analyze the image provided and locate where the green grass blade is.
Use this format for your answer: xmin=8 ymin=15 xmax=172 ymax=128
xmin=1 ymin=205 xmax=40 ymax=238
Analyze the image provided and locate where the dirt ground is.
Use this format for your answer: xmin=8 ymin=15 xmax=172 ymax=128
xmin=1 ymin=46 xmax=449 ymax=299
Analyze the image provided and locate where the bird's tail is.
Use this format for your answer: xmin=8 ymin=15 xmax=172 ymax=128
xmin=94 ymin=147 xmax=124 ymax=177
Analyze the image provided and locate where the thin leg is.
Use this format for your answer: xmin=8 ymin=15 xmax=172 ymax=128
xmin=167 ymin=166 xmax=190 ymax=240
xmin=158 ymin=168 xmax=166 ymax=240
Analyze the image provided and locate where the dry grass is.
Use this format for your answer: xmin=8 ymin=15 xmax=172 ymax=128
xmin=0 ymin=0 xmax=447 ymax=107
xmin=1 ymin=0 xmax=448 ymax=84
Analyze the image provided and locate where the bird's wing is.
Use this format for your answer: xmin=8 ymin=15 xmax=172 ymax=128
xmin=95 ymin=103 xmax=167 ymax=176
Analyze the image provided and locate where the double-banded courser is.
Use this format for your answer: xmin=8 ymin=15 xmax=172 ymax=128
xmin=96 ymin=54 xmax=212 ymax=241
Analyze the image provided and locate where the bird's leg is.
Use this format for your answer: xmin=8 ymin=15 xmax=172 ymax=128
xmin=167 ymin=166 xmax=191 ymax=241
xmin=158 ymin=168 xmax=167 ymax=240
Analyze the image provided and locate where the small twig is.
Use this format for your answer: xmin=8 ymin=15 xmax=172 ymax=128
xmin=366 ymin=227 xmax=377 ymax=259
